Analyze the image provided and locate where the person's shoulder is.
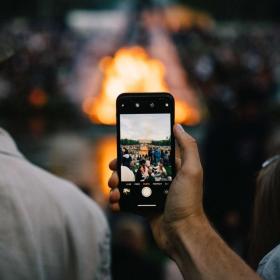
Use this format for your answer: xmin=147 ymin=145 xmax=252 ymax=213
xmin=257 ymin=244 xmax=280 ymax=280
xmin=31 ymin=162 xmax=106 ymax=220
xmin=0 ymin=153 xmax=107 ymax=228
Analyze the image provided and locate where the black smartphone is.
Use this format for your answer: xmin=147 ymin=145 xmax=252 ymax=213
xmin=116 ymin=92 xmax=175 ymax=214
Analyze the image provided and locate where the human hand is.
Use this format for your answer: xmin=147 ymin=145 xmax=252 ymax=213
xmin=108 ymin=124 xmax=206 ymax=256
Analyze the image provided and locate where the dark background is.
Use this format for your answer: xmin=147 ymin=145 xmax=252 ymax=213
xmin=1 ymin=0 xmax=280 ymax=279
xmin=1 ymin=0 xmax=280 ymax=20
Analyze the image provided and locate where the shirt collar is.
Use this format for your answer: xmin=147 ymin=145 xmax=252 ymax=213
xmin=0 ymin=128 xmax=24 ymax=159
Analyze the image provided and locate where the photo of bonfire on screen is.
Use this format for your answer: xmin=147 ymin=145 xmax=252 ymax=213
xmin=120 ymin=113 xmax=172 ymax=183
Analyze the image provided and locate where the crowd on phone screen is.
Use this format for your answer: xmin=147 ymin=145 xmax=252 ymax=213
xmin=121 ymin=146 xmax=172 ymax=182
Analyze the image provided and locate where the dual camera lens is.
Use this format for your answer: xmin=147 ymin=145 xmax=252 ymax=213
xmin=121 ymin=102 xmax=169 ymax=108
xmin=135 ymin=102 xmax=155 ymax=108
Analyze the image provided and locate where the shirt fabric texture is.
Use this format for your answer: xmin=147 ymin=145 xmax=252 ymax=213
xmin=257 ymin=244 xmax=280 ymax=280
xmin=0 ymin=128 xmax=111 ymax=280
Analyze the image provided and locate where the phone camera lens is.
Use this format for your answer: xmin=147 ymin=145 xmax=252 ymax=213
xmin=121 ymin=104 xmax=125 ymax=107
xmin=165 ymin=103 xmax=169 ymax=107
xmin=150 ymin=103 xmax=155 ymax=108
xmin=135 ymin=103 xmax=140 ymax=108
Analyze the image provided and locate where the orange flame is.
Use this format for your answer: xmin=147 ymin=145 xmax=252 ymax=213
xmin=83 ymin=46 xmax=200 ymax=125
xmin=95 ymin=136 xmax=116 ymax=198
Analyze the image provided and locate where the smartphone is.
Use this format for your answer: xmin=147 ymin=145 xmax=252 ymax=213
xmin=116 ymin=92 xmax=175 ymax=214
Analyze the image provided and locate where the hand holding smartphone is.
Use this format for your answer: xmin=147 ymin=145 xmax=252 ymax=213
xmin=116 ymin=92 xmax=175 ymax=214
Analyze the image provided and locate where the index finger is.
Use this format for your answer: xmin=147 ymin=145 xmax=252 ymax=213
xmin=109 ymin=158 xmax=117 ymax=171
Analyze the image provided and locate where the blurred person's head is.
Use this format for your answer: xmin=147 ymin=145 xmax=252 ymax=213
xmin=114 ymin=217 xmax=147 ymax=253
xmin=130 ymin=160 xmax=135 ymax=168
xmin=145 ymin=159 xmax=150 ymax=167
xmin=249 ymin=155 xmax=280 ymax=268
xmin=140 ymin=159 xmax=146 ymax=166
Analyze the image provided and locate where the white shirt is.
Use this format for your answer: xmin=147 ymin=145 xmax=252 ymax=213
xmin=0 ymin=128 xmax=111 ymax=280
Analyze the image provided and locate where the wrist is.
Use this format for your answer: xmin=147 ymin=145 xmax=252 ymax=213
xmin=165 ymin=210 xmax=210 ymax=259
xmin=159 ymin=211 xmax=210 ymax=278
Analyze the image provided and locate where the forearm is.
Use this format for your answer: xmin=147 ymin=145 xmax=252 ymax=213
xmin=170 ymin=215 xmax=261 ymax=280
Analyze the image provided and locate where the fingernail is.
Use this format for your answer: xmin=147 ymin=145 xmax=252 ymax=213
xmin=175 ymin=124 xmax=185 ymax=133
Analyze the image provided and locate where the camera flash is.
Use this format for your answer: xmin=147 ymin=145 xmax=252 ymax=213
xmin=135 ymin=103 xmax=140 ymax=108
xmin=165 ymin=103 xmax=169 ymax=107
xmin=121 ymin=104 xmax=125 ymax=107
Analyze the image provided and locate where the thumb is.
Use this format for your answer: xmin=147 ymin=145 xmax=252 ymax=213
xmin=173 ymin=124 xmax=201 ymax=172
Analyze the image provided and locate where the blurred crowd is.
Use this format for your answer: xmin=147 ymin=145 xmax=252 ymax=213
xmin=0 ymin=21 xmax=85 ymax=137
xmin=173 ymin=22 xmax=280 ymax=256
xmin=0 ymin=15 xmax=280 ymax=279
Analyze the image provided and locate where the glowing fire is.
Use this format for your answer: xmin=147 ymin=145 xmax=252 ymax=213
xmin=83 ymin=46 xmax=200 ymax=125
xmin=95 ymin=136 xmax=116 ymax=198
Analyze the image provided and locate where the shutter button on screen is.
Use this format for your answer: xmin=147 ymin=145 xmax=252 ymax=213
xmin=141 ymin=187 xmax=152 ymax=197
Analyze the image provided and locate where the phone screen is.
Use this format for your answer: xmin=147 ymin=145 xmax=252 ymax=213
xmin=120 ymin=113 xmax=173 ymax=184
xmin=117 ymin=93 xmax=175 ymax=212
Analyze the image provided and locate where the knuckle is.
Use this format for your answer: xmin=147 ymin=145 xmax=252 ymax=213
xmin=180 ymin=165 xmax=189 ymax=176
xmin=108 ymin=174 xmax=115 ymax=187
xmin=108 ymin=172 xmax=113 ymax=180
xmin=108 ymin=172 xmax=119 ymax=184
xmin=180 ymin=165 xmax=187 ymax=174
xmin=191 ymin=166 xmax=203 ymax=178
xmin=188 ymin=137 xmax=197 ymax=146
xmin=108 ymin=176 xmax=112 ymax=186
xmin=109 ymin=195 xmax=114 ymax=203
xmin=181 ymin=164 xmax=203 ymax=178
